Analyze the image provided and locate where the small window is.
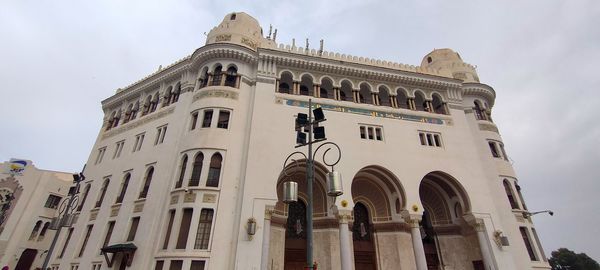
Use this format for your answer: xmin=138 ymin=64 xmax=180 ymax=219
xmin=139 ymin=167 xmax=154 ymax=199
xmin=163 ymin=210 xmax=176 ymax=249
xmin=175 ymin=155 xmax=188 ymax=189
xmin=191 ymin=261 xmax=206 ymax=270
xmin=78 ymin=225 xmax=93 ymax=257
xmin=169 ymin=260 xmax=183 ymax=270
xmin=488 ymin=141 xmax=500 ymax=158
xmin=520 ymin=227 xmax=538 ymax=261
xmin=194 ymin=209 xmax=214 ymax=249
xmin=360 ymin=126 xmax=366 ymax=139
xmin=154 ymin=261 xmax=164 ymax=270
xmin=427 ymin=56 xmax=432 ymax=63
xmin=190 ymin=112 xmax=199 ymax=130
xmin=113 ymin=141 xmax=125 ymax=159
xmin=217 ymin=111 xmax=230 ymax=129
xmin=29 ymin=221 xmax=42 ymax=240
xmin=102 ymin=221 xmax=115 ymax=251
xmin=155 ymin=125 xmax=168 ymax=145
xmin=189 ymin=153 xmax=204 ymax=187
xmin=206 ymin=153 xmax=222 ymax=187
xmin=230 ymin=13 xmax=236 ymax=20
xmin=58 ymin=228 xmax=74 ymax=258
xmin=37 ymin=222 xmax=50 ymax=241
xmin=419 ymin=131 xmax=443 ymax=148
xmin=45 ymin=194 xmax=62 ymax=209
xmin=133 ymin=133 xmax=145 ymax=152
xmin=95 ymin=179 xmax=110 ymax=208
xmin=95 ymin=147 xmax=106 ymax=165
xmin=127 ymin=217 xmax=140 ymax=241
xmin=202 ymin=110 xmax=213 ymax=128
xmin=359 ymin=125 xmax=384 ymax=141
xmin=115 ymin=173 xmax=130 ymax=204
xmin=367 ymin=127 xmax=374 ymax=140
xmin=375 ymin=128 xmax=383 ymax=141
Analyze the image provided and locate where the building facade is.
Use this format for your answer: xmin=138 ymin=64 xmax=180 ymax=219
xmin=0 ymin=159 xmax=73 ymax=270
xmin=51 ymin=12 xmax=550 ymax=270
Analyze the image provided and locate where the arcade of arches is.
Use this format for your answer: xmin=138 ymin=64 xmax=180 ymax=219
xmin=262 ymin=162 xmax=495 ymax=270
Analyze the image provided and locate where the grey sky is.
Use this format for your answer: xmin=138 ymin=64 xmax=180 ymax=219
xmin=1 ymin=0 xmax=599 ymax=261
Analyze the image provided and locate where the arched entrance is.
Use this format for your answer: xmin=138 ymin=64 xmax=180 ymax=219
xmin=418 ymin=171 xmax=481 ymax=270
xmin=352 ymin=202 xmax=376 ymax=270
xmin=15 ymin=248 xmax=37 ymax=270
xmin=284 ymin=200 xmax=307 ymax=270
xmin=351 ymin=165 xmax=407 ymax=270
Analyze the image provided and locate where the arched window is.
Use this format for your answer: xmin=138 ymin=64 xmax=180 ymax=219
xmin=106 ymin=111 xmax=116 ymax=131
xmin=116 ymin=173 xmax=130 ymax=204
xmin=131 ymin=101 xmax=139 ymax=120
xmin=163 ymin=87 xmax=172 ymax=107
xmin=112 ymin=110 xmax=121 ymax=128
xmin=359 ymin=83 xmax=372 ymax=104
xmin=414 ymin=92 xmax=427 ymax=111
xmin=279 ymin=72 xmax=293 ymax=94
xmin=199 ymin=67 xmax=209 ymax=88
xmin=352 ymin=202 xmax=371 ymax=241
xmin=396 ymin=89 xmax=409 ymax=109
xmin=378 ymin=86 xmax=391 ymax=107
xmin=139 ymin=167 xmax=154 ymax=199
xmin=37 ymin=222 xmax=50 ymax=241
xmin=320 ymin=78 xmax=333 ymax=99
xmin=503 ymin=180 xmax=518 ymax=209
xmin=95 ymin=179 xmax=110 ymax=208
xmin=206 ymin=153 xmax=222 ymax=187
xmin=211 ymin=66 xmax=223 ymax=86
xmin=225 ymin=66 xmax=238 ymax=87
xmin=340 ymin=80 xmax=353 ymax=101
xmin=77 ymin=184 xmax=91 ymax=211
xmin=432 ymin=94 xmax=446 ymax=114
xmin=189 ymin=153 xmax=204 ymax=187
xmin=29 ymin=221 xmax=42 ymax=240
xmin=474 ymin=100 xmax=486 ymax=120
xmin=172 ymin=83 xmax=181 ymax=103
xmin=175 ymin=155 xmax=188 ymax=189
xmin=124 ymin=104 xmax=134 ymax=123
xmin=300 ymin=75 xmax=313 ymax=96
xmin=142 ymin=95 xmax=152 ymax=116
xmin=150 ymin=93 xmax=159 ymax=113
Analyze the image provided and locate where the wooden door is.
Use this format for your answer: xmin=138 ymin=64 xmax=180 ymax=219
xmin=15 ymin=249 xmax=37 ymax=270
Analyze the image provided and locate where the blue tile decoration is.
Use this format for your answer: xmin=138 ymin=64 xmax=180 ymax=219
xmin=285 ymin=99 xmax=445 ymax=125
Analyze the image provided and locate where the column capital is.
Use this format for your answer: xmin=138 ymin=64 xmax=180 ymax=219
xmin=463 ymin=214 xmax=486 ymax=232
xmin=337 ymin=209 xmax=353 ymax=224
xmin=401 ymin=212 xmax=423 ymax=228
xmin=264 ymin=205 xmax=275 ymax=220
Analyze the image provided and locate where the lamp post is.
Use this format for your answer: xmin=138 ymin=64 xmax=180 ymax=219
xmin=522 ymin=210 xmax=554 ymax=218
xmin=41 ymin=169 xmax=85 ymax=270
xmin=282 ymin=99 xmax=343 ymax=270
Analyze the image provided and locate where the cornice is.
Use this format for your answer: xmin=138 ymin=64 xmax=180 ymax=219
xmin=462 ymin=82 xmax=496 ymax=106
xmin=259 ymin=48 xmax=464 ymax=90
xmin=189 ymin=43 xmax=258 ymax=69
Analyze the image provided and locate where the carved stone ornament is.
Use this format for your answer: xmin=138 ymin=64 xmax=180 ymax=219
xmin=193 ymin=89 xmax=239 ymax=102
xmin=241 ymin=37 xmax=258 ymax=50
xmin=215 ymin=34 xmax=232 ymax=42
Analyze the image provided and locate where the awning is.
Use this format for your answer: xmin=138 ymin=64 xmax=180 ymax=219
xmin=101 ymin=243 xmax=137 ymax=267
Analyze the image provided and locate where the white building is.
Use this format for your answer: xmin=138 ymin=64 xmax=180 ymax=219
xmin=51 ymin=12 xmax=550 ymax=270
xmin=0 ymin=159 xmax=73 ymax=270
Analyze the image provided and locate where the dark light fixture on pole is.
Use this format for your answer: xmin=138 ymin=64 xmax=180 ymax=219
xmin=282 ymin=99 xmax=343 ymax=270
xmin=41 ymin=167 xmax=86 ymax=270
xmin=522 ymin=210 xmax=554 ymax=218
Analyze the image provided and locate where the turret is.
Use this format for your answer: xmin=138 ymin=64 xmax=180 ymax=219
xmin=421 ymin=48 xmax=480 ymax=82
xmin=205 ymin=12 xmax=276 ymax=51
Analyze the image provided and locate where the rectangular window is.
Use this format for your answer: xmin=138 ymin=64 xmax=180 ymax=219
xmin=155 ymin=125 xmax=168 ymax=145
xmin=113 ymin=141 xmax=125 ymax=159
xmin=499 ymin=143 xmax=509 ymax=161
xmin=163 ymin=210 xmax=176 ymax=249
xmin=102 ymin=221 xmax=115 ymax=251
xmin=190 ymin=112 xmax=199 ymax=130
xmin=520 ymin=227 xmax=538 ymax=261
xmin=127 ymin=217 xmax=140 ymax=241
xmin=154 ymin=261 xmax=164 ymax=270
xmin=375 ymin=128 xmax=383 ymax=141
xmin=360 ymin=126 xmax=366 ymax=139
xmin=133 ymin=133 xmax=145 ymax=152
xmin=194 ymin=209 xmax=214 ymax=249
xmin=191 ymin=261 xmax=206 ymax=270
xmin=419 ymin=131 xmax=443 ymax=148
xmin=58 ymin=228 xmax=74 ymax=258
xmin=367 ymin=127 xmax=374 ymax=140
xmin=488 ymin=141 xmax=500 ymax=158
xmin=95 ymin=147 xmax=106 ymax=164
xmin=217 ymin=110 xmax=230 ymax=129
xmin=176 ymin=209 xmax=193 ymax=249
xmin=78 ymin=225 xmax=93 ymax=257
xmin=45 ymin=194 xmax=62 ymax=209
xmin=169 ymin=260 xmax=183 ymax=270
xmin=516 ymin=184 xmax=528 ymax=210
xmin=202 ymin=110 xmax=213 ymax=128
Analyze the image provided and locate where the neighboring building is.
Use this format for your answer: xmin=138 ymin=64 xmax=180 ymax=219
xmin=52 ymin=12 xmax=550 ymax=270
xmin=0 ymin=159 xmax=73 ymax=270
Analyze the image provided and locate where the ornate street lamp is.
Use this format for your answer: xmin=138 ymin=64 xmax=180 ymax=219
xmin=282 ymin=99 xmax=343 ymax=269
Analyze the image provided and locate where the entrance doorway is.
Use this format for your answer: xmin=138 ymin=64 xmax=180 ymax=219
xmin=421 ymin=211 xmax=440 ymax=270
xmin=284 ymin=201 xmax=307 ymax=270
xmin=352 ymin=203 xmax=377 ymax=270
xmin=15 ymin=248 xmax=37 ymax=270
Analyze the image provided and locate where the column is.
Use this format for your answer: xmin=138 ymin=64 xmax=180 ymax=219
xmin=443 ymin=103 xmax=449 ymax=115
xmin=474 ymin=221 xmax=495 ymax=270
xmin=220 ymin=72 xmax=226 ymax=86
xmin=293 ymin=82 xmax=300 ymax=95
xmin=408 ymin=219 xmax=428 ymax=270
xmin=353 ymin=90 xmax=359 ymax=103
xmin=260 ymin=207 xmax=274 ymax=270
xmin=373 ymin=94 xmax=379 ymax=105
xmin=391 ymin=96 xmax=397 ymax=108
xmin=338 ymin=210 xmax=353 ymax=270
xmin=235 ymin=75 xmax=241 ymax=88
xmin=314 ymin=85 xmax=320 ymax=98
xmin=207 ymin=73 xmax=213 ymax=86
xmin=334 ymin=87 xmax=340 ymax=100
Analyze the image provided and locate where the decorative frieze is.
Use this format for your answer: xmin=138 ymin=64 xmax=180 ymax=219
xmin=241 ymin=37 xmax=258 ymax=50
xmin=184 ymin=192 xmax=196 ymax=203
xmin=193 ymin=89 xmax=239 ymax=102
xmin=215 ymin=34 xmax=232 ymax=42
xmin=102 ymin=107 xmax=175 ymax=140
xmin=202 ymin=194 xmax=216 ymax=203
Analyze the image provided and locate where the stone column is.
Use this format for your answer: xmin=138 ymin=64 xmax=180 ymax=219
xmin=474 ymin=221 xmax=495 ymax=270
xmin=353 ymin=90 xmax=359 ymax=103
xmin=235 ymin=75 xmax=241 ymax=88
xmin=207 ymin=73 xmax=213 ymax=86
xmin=261 ymin=207 xmax=274 ymax=270
xmin=293 ymin=82 xmax=300 ymax=95
xmin=408 ymin=218 xmax=428 ymax=270
xmin=314 ymin=85 xmax=320 ymax=98
xmin=338 ymin=210 xmax=353 ymax=270
xmin=220 ymin=72 xmax=226 ymax=86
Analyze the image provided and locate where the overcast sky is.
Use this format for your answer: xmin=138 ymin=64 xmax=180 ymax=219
xmin=1 ymin=0 xmax=598 ymax=262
